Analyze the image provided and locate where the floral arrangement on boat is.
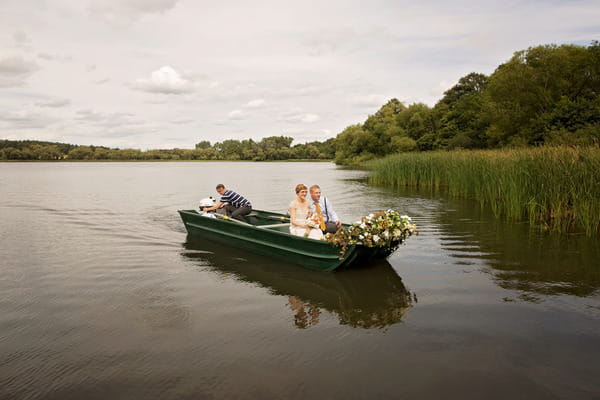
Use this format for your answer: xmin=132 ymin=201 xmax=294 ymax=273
xmin=325 ymin=210 xmax=417 ymax=258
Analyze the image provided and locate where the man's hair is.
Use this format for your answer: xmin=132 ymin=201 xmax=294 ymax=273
xmin=309 ymin=184 xmax=320 ymax=192
xmin=216 ymin=184 xmax=225 ymax=190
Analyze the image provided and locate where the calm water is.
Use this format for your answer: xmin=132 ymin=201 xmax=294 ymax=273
xmin=1 ymin=162 xmax=599 ymax=400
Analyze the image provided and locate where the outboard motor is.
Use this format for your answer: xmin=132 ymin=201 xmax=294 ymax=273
xmin=199 ymin=196 xmax=216 ymax=212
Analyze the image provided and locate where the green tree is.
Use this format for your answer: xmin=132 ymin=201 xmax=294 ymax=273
xmin=485 ymin=43 xmax=600 ymax=145
xmin=195 ymin=140 xmax=211 ymax=149
xmin=434 ymin=72 xmax=490 ymax=149
xmin=68 ymin=146 xmax=95 ymax=160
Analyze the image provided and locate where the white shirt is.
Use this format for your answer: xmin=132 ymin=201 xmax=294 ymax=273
xmin=309 ymin=197 xmax=339 ymax=223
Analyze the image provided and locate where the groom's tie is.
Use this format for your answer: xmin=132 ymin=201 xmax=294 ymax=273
xmin=314 ymin=201 xmax=326 ymax=231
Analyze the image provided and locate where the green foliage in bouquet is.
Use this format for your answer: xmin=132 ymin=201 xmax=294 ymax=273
xmin=325 ymin=210 xmax=417 ymax=258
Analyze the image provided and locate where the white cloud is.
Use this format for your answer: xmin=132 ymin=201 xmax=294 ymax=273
xmin=228 ymin=110 xmax=246 ymax=120
xmin=0 ymin=110 xmax=57 ymax=130
xmin=74 ymin=109 xmax=158 ymax=138
xmin=242 ymin=99 xmax=265 ymax=108
xmin=13 ymin=31 xmax=31 ymax=49
xmin=0 ymin=55 xmax=39 ymax=87
xmin=36 ymin=99 xmax=71 ymax=108
xmin=281 ymin=86 xmax=326 ymax=97
xmin=37 ymin=53 xmax=72 ymax=62
xmin=2 ymin=1 xmax=599 ymax=148
xmin=130 ymin=66 xmax=195 ymax=94
xmin=280 ymin=109 xmax=321 ymax=124
xmin=430 ymin=80 xmax=454 ymax=99
xmin=88 ymin=0 xmax=180 ymax=24
xmin=349 ymin=94 xmax=390 ymax=108
xmin=170 ymin=118 xmax=194 ymax=125
xmin=75 ymin=110 xmax=134 ymax=125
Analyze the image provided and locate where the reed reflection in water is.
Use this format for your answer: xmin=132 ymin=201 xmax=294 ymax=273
xmin=427 ymin=190 xmax=600 ymax=301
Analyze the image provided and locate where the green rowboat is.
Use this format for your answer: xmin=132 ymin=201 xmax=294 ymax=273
xmin=178 ymin=209 xmax=401 ymax=271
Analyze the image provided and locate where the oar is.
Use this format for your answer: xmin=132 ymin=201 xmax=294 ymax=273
xmin=213 ymin=213 xmax=252 ymax=225
xmin=265 ymin=215 xmax=290 ymax=222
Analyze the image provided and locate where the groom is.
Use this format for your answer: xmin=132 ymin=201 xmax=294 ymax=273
xmin=309 ymin=184 xmax=342 ymax=233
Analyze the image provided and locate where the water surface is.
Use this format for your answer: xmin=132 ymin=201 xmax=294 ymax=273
xmin=1 ymin=162 xmax=598 ymax=399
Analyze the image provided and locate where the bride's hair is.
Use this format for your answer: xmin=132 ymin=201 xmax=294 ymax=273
xmin=295 ymin=183 xmax=307 ymax=194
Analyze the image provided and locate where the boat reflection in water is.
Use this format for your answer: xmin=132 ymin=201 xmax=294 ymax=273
xmin=181 ymin=236 xmax=414 ymax=329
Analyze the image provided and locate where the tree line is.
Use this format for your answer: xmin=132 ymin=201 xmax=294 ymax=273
xmin=335 ymin=42 xmax=600 ymax=164
xmin=0 ymin=137 xmax=335 ymax=161
xmin=2 ymin=42 xmax=598 ymax=163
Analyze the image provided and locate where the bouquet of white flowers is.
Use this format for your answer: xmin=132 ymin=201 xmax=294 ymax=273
xmin=325 ymin=210 xmax=416 ymax=257
xmin=303 ymin=214 xmax=322 ymax=237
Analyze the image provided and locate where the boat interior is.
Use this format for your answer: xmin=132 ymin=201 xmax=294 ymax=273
xmin=256 ymin=223 xmax=291 ymax=232
xmin=245 ymin=212 xmax=290 ymax=231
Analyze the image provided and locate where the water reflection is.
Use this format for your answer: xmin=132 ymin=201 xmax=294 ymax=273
xmin=181 ymin=236 xmax=414 ymax=329
xmin=422 ymin=191 xmax=600 ymax=299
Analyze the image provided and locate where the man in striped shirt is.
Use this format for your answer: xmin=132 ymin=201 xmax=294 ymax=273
xmin=203 ymin=184 xmax=252 ymax=222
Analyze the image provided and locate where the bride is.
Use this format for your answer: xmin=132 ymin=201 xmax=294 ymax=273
xmin=289 ymin=184 xmax=324 ymax=240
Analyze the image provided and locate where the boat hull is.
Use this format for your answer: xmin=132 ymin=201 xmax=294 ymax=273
xmin=178 ymin=209 xmax=397 ymax=271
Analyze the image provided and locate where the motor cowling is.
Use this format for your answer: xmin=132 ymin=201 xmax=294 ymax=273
xmin=198 ymin=196 xmax=216 ymax=211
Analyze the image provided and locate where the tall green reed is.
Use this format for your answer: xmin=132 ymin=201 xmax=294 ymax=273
xmin=367 ymin=146 xmax=600 ymax=236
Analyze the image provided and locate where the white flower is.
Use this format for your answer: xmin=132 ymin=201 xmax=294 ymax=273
xmin=373 ymin=235 xmax=379 ymax=242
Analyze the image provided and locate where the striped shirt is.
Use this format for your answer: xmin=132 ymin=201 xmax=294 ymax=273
xmin=220 ymin=190 xmax=251 ymax=208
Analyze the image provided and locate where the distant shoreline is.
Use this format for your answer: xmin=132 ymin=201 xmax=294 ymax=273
xmin=0 ymin=159 xmax=333 ymax=163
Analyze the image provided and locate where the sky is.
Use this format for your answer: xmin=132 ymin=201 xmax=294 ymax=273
xmin=1 ymin=0 xmax=598 ymax=150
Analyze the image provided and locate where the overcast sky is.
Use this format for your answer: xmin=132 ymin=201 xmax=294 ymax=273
xmin=1 ymin=0 xmax=598 ymax=149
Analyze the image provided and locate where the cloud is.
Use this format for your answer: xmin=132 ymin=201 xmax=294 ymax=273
xmin=88 ymin=0 xmax=180 ymax=24
xmin=74 ymin=109 xmax=157 ymax=137
xmin=0 ymin=55 xmax=39 ymax=87
xmin=349 ymin=94 xmax=391 ymax=108
xmin=37 ymin=53 xmax=73 ymax=62
xmin=279 ymin=109 xmax=321 ymax=123
xmin=0 ymin=110 xmax=57 ymax=130
xmin=228 ymin=110 xmax=246 ymax=120
xmin=429 ymin=80 xmax=454 ymax=98
xmin=13 ymin=31 xmax=32 ymax=49
xmin=75 ymin=109 xmax=134 ymax=125
xmin=281 ymin=127 xmax=334 ymax=143
xmin=280 ymin=86 xmax=326 ymax=97
xmin=170 ymin=118 xmax=194 ymax=125
xmin=36 ymin=99 xmax=71 ymax=108
xmin=242 ymin=99 xmax=265 ymax=108
xmin=130 ymin=66 xmax=195 ymax=94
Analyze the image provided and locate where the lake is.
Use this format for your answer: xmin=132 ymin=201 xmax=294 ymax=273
xmin=1 ymin=162 xmax=599 ymax=399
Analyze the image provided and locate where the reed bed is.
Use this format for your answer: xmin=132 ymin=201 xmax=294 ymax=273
xmin=367 ymin=146 xmax=600 ymax=236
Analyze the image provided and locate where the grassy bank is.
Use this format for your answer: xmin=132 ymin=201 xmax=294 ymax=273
xmin=367 ymin=146 xmax=600 ymax=236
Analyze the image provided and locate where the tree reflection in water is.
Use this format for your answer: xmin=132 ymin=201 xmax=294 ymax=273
xmin=181 ymin=236 xmax=414 ymax=329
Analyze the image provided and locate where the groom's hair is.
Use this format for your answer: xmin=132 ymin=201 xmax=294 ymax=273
xmin=309 ymin=185 xmax=320 ymax=192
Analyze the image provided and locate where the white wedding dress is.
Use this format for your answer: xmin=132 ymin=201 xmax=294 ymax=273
xmin=289 ymin=199 xmax=324 ymax=240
